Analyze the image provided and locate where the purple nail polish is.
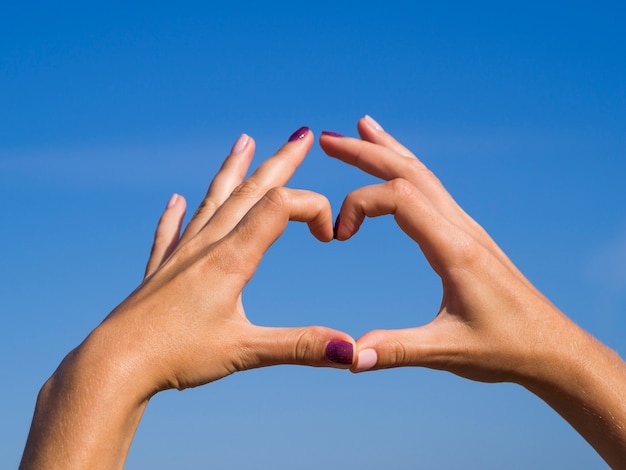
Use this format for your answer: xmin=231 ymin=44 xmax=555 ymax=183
xmin=333 ymin=214 xmax=341 ymax=240
xmin=321 ymin=131 xmax=343 ymax=138
xmin=288 ymin=126 xmax=310 ymax=142
xmin=325 ymin=340 xmax=353 ymax=365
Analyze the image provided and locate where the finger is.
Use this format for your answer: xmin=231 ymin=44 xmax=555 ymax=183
xmin=196 ymin=127 xmax=314 ymax=245
xmin=326 ymin=133 xmax=531 ymax=284
xmin=179 ymin=134 xmax=255 ymax=244
xmin=242 ymin=325 xmax=355 ymax=370
xmin=357 ymin=115 xmax=415 ymax=158
xmin=352 ymin=321 xmax=458 ymax=373
xmin=320 ymin=133 xmax=418 ymax=182
xmin=144 ymin=194 xmax=187 ymax=278
xmin=320 ymin=125 xmax=469 ymax=230
xmin=334 ymin=180 xmax=470 ymax=275
xmin=211 ymin=188 xmax=333 ymax=287
xmin=353 ymin=318 xmax=521 ymax=384
xmin=336 ymin=180 xmax=540 ymax=295
xmin=241 ymin=126 xmax=312 ymax=192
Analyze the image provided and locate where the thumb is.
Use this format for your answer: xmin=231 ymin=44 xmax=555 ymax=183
xmin=246 ymin=325 xmax=356 ymax=370
xmin=352 ymin=322 xmax=455 ymax=373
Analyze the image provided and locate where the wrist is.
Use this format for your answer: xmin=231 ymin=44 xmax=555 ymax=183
xmin=514 ymin=307 xmax=587 ymax=390
xmin=21 ymin=325 xmax=151 ymax=470
xmin=515 ymin=310 xmax=626 ymax=467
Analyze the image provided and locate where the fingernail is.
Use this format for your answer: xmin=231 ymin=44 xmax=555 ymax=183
xmin=333 ymin=214 xmax=341 ymax=240
xmin=354 ymin=348 xmax=377 ymax=372
xmin=364 ymin=114 xmax=384 ymax=131
xmin=230 ymin=133 xmax=249 ymax=154
xmin=325 ymin=340 xmax=353 ymax=365
xmin=321 ymin=131 xmax=343 ymax=138
xmin=288 ymin=126 xmax=310 ymax=142
xmin=166 ymin=193 xmax=179 ymax=209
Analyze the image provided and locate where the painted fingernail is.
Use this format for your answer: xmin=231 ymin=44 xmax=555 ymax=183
xmin=325 ymin=340 xmax=353 ymax=365
xmin=354 ymin=348 xmax=378 ymax=372
xmin=166 ymin=193 xmax=179 ymax=209
xmin=230 ymin=133 xmax=249 ymax=154
xmin=333 ymin=214 xmax=341 ymax=240
xmin=288 ymin=126 xmax=310 ymax=142
xmin=364 ymin=114 xmax=384 ymax=131
xmin=321 ymin=131 xmax=343 ymax=138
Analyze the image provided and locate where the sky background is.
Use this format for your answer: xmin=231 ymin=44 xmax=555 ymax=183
xmin=1 ymin=1 xmax=625 ymax=468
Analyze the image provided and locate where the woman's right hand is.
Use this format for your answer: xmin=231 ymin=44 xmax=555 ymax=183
xmin=320 ymin=116 xmax=626 ymax=468
xmin=20 ymin=126 xmax=355 ymax=470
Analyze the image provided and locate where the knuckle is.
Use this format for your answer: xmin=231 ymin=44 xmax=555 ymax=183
xmin=407 ymin=158 xmax=430 ymax=176
xmin=291 ymin=327 xmax=321 ymax=363
xmin=194 ymin=197 xmax=218 ymax=216
xmin=263 ymin=186 xmax=290 ymax=209
xmin=231 ymin=180 xmax=262 ymax=199
xmin=407 ymin=157 xmax=427 ymax=171
xmin=445 ymin=236 xmax=489 ymax=278
xmin=387 ymin=177 xmax=416 ymax=199
xmin=409 ymin=160 xmax=446 ymax=188
xmin=389 ymin=340 xmax=409 ymax=366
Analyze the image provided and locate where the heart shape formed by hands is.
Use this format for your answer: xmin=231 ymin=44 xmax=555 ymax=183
xmin=131 ymin=115 xmax=559 ymax=397
xmin=22 ymin=117 xmax=624 ymax=470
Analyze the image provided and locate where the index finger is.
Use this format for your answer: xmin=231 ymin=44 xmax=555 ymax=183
xmin=213 ymin=187 xmax=334 ymax=286
xmin=320 ymin=129 xmax=463 ymax=224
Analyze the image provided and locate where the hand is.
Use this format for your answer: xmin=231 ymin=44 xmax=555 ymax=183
xmin=320 ymin=116 xmax=626 ymax=468
xmin=20 ymin=126 xmax=355 ymax=470
xmin=119 ymin=127 xmax=355 ymax=394
xmin=321 ymin=117 xmax=564 ymax=382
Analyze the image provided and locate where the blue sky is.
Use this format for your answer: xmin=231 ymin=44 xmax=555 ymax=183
xmin=1 ymin=1 xmax=625 ymax=467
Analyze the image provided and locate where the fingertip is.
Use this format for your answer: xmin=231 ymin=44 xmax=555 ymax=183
xmin=332 ymin=216 xmax=353 ymax=242
xmin=352 ymin=348 xmax=378 ymax=373
xmin=318 ymin=130 xmax=344 ymax=156
xmin=362 ymin=114 xmax=384 ymax=131
xmin=305 ymin=193 xmax=334 ymax=243
xmin=270 ymin=125 xmax=313 ymax=162
xmin=225 ymin=134 xmax=255 ymax=168
xmin=251 ymin=326 xmax=355 ymax=370
xmin=166 ymin=193 xmax=179 ymax=209
xmin=332 ymin=214 xmax=340 ymax=240
xmin=288 ymin=126 xmax=312 ymax=143
xmin=165 ymin=194 xmax=187 ymax=215
xmin=321 ymin=131 xmax=344 ymax=138
xmin=333 ymin=200 xmax=365 ymax=241
xmin=311 ymin=225 xmax=334 ymax=243
xmin=357 ymin=114 xmax=383 ymax=140
xmin=145 ymin=193 xmax=187 ymax=278
xmin=324 ymin=340 xmax=354 ymax=366
xmin=230 ymin=133 xmax=250 ymax=154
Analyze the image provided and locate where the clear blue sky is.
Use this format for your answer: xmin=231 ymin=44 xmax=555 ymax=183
xmin=2 ymin=1 xmax=625 ymax=468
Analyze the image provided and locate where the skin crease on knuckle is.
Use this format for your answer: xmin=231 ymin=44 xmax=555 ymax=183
xmin=230 ymin=179 xmax=263 ymax=201
xmin=387 ymin=177 xmax=417 ymax=201
xmin=262 ymin=186 xmax=292 ymax=212
xmin=292 ymin=327 xmax=318 ymax=365
xmin=193 ymin=197 xmax=219 ymax=218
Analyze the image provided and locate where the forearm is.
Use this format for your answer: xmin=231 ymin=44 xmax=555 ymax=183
xmin=521 ymin=318 xmax=626 ymax=468
xmin=20 ymin=334 xmax=149 ymax=470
